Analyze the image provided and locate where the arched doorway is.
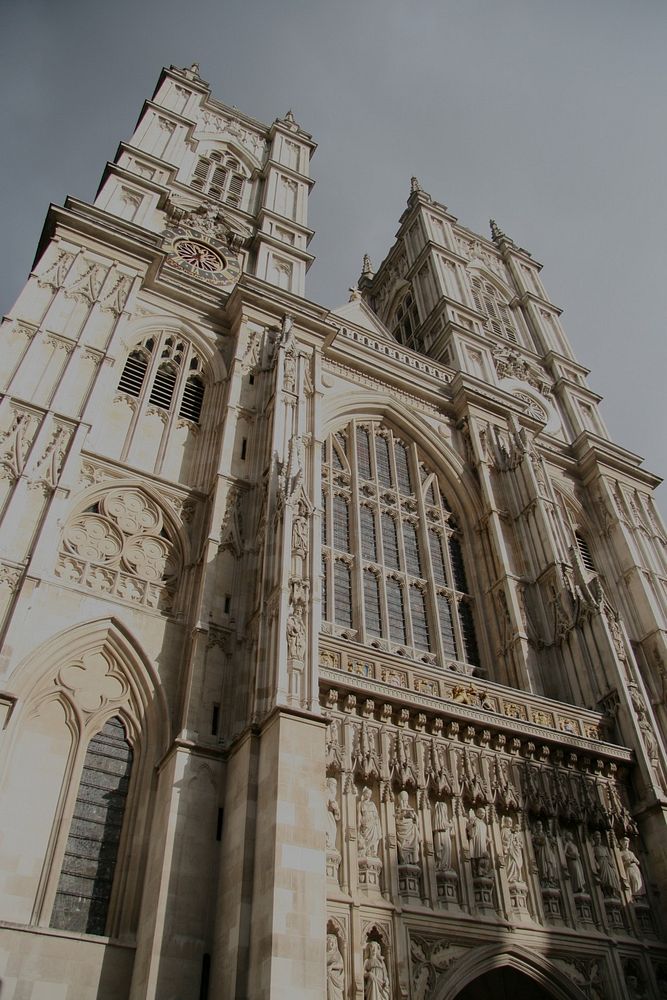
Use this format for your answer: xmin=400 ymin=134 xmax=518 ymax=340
xmin=454 ymin=967 xmax=557 ymax=1000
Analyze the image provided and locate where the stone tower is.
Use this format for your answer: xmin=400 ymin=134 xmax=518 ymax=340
xmin=0 ymin=65 xmax=665 ymax=1000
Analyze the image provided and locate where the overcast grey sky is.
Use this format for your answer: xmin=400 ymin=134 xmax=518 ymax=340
xmin=1 ymin=0 xmax=665 ymax=508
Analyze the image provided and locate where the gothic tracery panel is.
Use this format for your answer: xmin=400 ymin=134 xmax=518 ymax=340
xmin=321 ymin=420 xmax=479 ymax=670
xmin=56 ymin=487 xmax=181 ymax=612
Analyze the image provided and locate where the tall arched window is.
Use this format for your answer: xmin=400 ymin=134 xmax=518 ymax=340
xmin=50 ymin=716 xmax=133 ymax=935
xmin=116 ymin=332 xmax=207 ymax=425
xmin=390 ymin=291 xmax=421 ymax=349
xmin=321 ymin=421 xmax=480 ymax=669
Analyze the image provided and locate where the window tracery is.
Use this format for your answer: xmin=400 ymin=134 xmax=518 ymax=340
xmin=116 ymin=332 xmax=206 ymax=425
xmin=321 ymin=421 xmax=479 ymax=668
xmin=55 ymin=487 xmax=181 ymax=612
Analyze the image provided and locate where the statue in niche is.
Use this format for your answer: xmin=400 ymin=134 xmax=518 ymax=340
xmin=364 ymin=941 xmax=391 ymax=1000
xmin=358 ymin=786 xmax=382 ymax=858
xmin=466 ymin=807 xmax=492 ymax=878
xmin=591 ymin=830 xmax=621 ymax=896
xmin=501 ymin=816 xmax=524 ymax=885
xmin=286 ymin=609 xmax=306 ymax=661
xmin=619 ymin=837 xmax=645 ymax=897
xmin=326 ymin=933 xmax=345 ymax=1000
xmin=291 ymin=502 xmax=309 ymax=556
xmin=433 ymin=800 xmax=454 ymax=872
xmin=532 ymin=820 xmax=559 ymax=888
xmin=395 ymin=790 xmax=420 ymax=865
xmin=562 ymin=830 xmax=587 ymax=893
xmin=325 ymin=777 xmax=340 ymax=851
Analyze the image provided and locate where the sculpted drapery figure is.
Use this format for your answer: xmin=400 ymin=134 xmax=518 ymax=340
xmin=364 ymin=941 xmax=391 ymax=1000
xmin=619 ymin=837 xmax=645 ymax=897
xmin=532 ymin=820 xmax=559 ymax=888
xmin=501 ymin=816 xmax=524 ymax=885
xmin=326 ymin=933 xmax=345 ymax=1000
xmin=466 ymin=807 xmax=491 ymax=877
xmin=433 ymin=799 xmax=454 ymax=872
xmin=325 ymin=777 xmax=340 ymax=851
xmin=562 ymin=830 xmax=586 ymax=893
xmin=395 ymin=790 xmax=419 ymax=865
xmin=358 ymin=786 xmax=382 ymax=858
xmin=592 ymin=831 xmax=621 ymax=896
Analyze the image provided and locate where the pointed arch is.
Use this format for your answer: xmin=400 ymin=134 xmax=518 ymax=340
xmin=320 ymin=390 xmax=482 ymax=521
xmin=433 ymin=944 xmax=588 ymax=1000
xmin=119 ymin=313 xmax=227 ymax=384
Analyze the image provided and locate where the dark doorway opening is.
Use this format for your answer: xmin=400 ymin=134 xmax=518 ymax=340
xmin=455 ymin=966 xmax=555 ymax=1000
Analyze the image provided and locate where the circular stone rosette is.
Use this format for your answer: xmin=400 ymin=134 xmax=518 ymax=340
xmin=162 ymin=224 xmax=242 ymax=289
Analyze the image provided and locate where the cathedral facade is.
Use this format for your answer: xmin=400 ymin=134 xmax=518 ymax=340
xmin=0 ymin=63 xmax=666 ymax=999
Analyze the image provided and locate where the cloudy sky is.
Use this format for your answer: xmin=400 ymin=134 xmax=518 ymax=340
xmin=1 ymin=0 xmax=665 ymax=508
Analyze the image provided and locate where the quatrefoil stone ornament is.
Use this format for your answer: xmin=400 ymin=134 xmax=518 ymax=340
xmin=59 ymin=652 xmax=126 ymax=713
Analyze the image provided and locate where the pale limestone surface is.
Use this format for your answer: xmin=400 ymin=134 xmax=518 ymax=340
xmin=0 ymin=62 xmax=665 ymax=1000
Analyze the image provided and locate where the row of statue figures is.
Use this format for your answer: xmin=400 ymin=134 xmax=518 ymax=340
xmin=327 ymin=934 xmax=390 ymax=1000
xmin=325 ymin=776 xmax=648 ymax=923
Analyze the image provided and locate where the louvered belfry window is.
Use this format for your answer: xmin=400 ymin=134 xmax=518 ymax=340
xmin=116 ymin=332 xmax=206 ymax=425
xmin=190 ymin=150 xmax=246 ymax=207
xmin=51 ymin=717 xmax=133 ymax=935
xmin=470 ymin=275 xmax=519 ymax=343
xmin=321 ymin=420 xmax=480 ymax=668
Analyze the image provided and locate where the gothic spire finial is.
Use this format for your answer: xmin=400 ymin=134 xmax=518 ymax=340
xmin=490 ymin=218 xmax=515 ymax=248
xmin=410 ymin=176 xmax=422 ymax=194
xmin=284 ymin=109 xmax=296 ymax=124
xmin=361 ymin=253 xmax=374 ymax=277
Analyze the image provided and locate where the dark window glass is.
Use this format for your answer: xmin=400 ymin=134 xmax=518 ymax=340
xmin=333 ymin=496 xmax=350 ymax=552
xmin=403 ymin=522 xmax=422 ymax=577
xmin=448 ymin=536 xmax=468 ymax=592
xmin=429 ymin=530 xmax=447 ymax=586
xmin=51 ymin=717 xmax=132 ymax=935
xmin=375 ymin=435 xmax=392 ymax=488
xmin=576 ymin=532 xmax=596 ymax=572
xmin=459 ymin=601 xmax=479 ymax=666
xmin=410 ymin=585 xmax=430 ymax=651
xmin=394 ymin=442 xmax=412 ymax=494
xmin=334 ymin=560 xmax=352 ymax=627
xmin=356 ymin=427 xmax=372 ymax=480
xmin=364 ymin=570 xmax=382 ymax=637
xmin=437 ymin=593 xmax=458 ymax=659
xmin=360 ymin=507 xmax=377 ymax=562
xmin=381 ymin=513 xmax=400 ymax=570
xmin=386 ymin=578 xmax=406 ymax=644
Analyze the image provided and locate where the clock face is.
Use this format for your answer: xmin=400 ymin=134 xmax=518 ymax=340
xmin=173 ymin=238 xmax=226 ymax=272
xmin=162 ymin=225 xmax=242 ymax=289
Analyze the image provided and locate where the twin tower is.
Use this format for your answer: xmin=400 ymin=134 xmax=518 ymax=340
xmin=0 ymin=63 xmax=665 ymax=999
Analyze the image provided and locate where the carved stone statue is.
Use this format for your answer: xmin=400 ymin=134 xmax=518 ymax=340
xmin=562 ymin=830 xmax=586 ymax=893
xmin=395 ymin=790 xmax=420 ymax=865
xmin=619 ymin=837 xmax=645 ymax=897
xmin=532 ymin=820 xmax=559 ymax=888
xmin=326 ymin=933 xmax=345 ymax=1000
xmin=286 ymin=609 xmax=306 ymax=661
xmin=592 ymin=831 xmax=620 ymax=896
xmin=358 ymin=787 xmax=382 ymax=858
xmin=364 ymin=941 xmax=391 ymax=1000
xmin=466 ymin=807 xmax=491 ymax=877
xmin=433 ymin=800 xmax=454 ymax=872
xmin=501 ymin=816 xmax=524 ymax=885
xmin=325 ymin=778 xmax=340 ymax=851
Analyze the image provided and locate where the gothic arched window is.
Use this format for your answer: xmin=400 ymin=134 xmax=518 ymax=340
xmin=321 ymin=421 xmax=480 ymax=669
xmin=190 ymin=150 xmax=246 ymax=207
xmin=50 ymin=716 xmax=133 ymax=935
xmin=116 ymin=332 xmax=207 ymax=425
xmin=470 ymin=275 xmax=519 ymax=344
xmin=390 ymin=291 xmax=421 ymax=349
